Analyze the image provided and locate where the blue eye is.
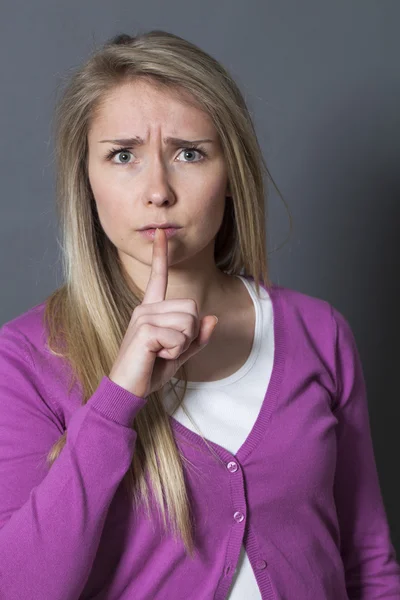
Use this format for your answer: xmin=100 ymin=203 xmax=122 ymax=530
xmin=176 ymin=148 xmax=206 ymax=162
xmin=105 ymin=148 xmax=133 ymax=164
xmin=105 ymin=145 xmax=208 ymax=164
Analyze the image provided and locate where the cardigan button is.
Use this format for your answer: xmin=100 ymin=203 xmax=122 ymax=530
xmin=227 ymin=461 xmax=238 ymax=473
xmin=233 ymin=511 xmax=244 ymax=523
xmin=256 ymin=560 xmax=267 ymax=569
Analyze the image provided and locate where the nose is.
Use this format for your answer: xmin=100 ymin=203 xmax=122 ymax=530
xmin=141 ymin=155 xmax=176 ymax=207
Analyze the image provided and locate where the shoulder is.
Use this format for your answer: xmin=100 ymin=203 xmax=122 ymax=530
xmin=258 ymin=280 xmax=336 ymax=329
xmin=262 ymin=281 xmax=355 ymax=370
xmin=0 ymin=300 xmax=74 ymax=424
xmin=0 ymin=299 xmax=69 ymax=385
xmin=0 ymin=301 xmax=48 ymax=354
xmin=244 ymin=276 xmax=353 ymax=341
xmin=269 ymin=283 xmax=353 ymax=340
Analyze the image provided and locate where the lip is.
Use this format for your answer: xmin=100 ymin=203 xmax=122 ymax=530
xmin=138 ymin=227 xmax=181 ymax=240
xmin=138 ymin=222 xmax=180 ymax=231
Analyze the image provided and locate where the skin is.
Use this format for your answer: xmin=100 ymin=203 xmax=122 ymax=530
xmin=86 ymin=78 xmax=241 ymax=322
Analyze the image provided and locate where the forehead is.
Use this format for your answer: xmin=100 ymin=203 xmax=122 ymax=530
xmin=90 ymin=79 xmax=216 ymax=136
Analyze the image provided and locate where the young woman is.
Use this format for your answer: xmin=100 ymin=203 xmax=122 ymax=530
xmin=0 ymin=30 xmax=399 ymax=600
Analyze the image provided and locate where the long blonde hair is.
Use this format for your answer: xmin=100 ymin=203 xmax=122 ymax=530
xmin=44 ymin=29 xmax=291 ymax=558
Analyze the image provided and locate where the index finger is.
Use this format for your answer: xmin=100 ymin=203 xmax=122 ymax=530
xmin=142 ymin=227 xmax=168 ymax=305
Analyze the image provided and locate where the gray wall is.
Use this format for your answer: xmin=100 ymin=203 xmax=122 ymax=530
xmin=1 ymin=1 xmax=399 ymax=554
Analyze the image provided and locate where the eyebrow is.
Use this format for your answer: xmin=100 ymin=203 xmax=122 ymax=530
xmin=98 ymin=136 xmax=214 ymax=146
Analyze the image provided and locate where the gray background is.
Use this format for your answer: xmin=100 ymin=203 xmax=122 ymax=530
xmin=1 ymin=1 xmax=399 ymax=554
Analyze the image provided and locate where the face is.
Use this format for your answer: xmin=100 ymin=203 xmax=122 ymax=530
xmin=87 ymin=79 xmax=230 ymax=283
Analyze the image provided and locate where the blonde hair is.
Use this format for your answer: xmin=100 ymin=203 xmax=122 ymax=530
xmin=44 ymin=29 xmax=291 ymax=558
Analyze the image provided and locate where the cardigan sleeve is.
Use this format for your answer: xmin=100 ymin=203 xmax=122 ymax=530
xmin=330 ymin=306 xmax=400 ymax=598
xmin=0 ymin=322 xmax=147 ymax=600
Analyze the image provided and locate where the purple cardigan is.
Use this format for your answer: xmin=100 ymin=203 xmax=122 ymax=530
xmin=0 ymin=281 xmax=399 ymax=599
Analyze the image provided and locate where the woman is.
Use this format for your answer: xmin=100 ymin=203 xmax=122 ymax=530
xmin=0 ymin=30 xmax=399 ymax=599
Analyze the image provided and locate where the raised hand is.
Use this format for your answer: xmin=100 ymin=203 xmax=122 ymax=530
xmin=109 ymin=227 xmax=219 ymax=398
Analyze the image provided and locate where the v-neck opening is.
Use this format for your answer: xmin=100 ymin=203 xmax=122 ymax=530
xmin=167 ymin=278 xmax=287 ymax=465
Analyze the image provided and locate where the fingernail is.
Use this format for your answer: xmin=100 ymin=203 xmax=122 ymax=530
xmin=212 ymin=316 xmax=219 ymax=326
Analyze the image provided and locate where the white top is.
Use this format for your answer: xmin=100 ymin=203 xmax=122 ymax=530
xmin=161 ymin=275 xmax=274 ymax=599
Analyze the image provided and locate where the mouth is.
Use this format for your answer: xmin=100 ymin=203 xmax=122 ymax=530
xmin=138 ymin=227 xmax=181 ymax=239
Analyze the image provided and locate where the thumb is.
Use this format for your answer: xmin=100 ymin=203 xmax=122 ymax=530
xmin=176 ymin=315 xmax=218 ymax=368
xmin=199 ymin=315 xmax=219 ymax=345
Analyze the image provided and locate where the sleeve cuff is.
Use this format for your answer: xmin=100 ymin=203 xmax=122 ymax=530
xmin=87 ymin=375 xmax=148 ymax=427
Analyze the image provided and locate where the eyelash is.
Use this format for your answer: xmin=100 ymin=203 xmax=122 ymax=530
xmin=105 ymin=145 xmax=209 ymax=164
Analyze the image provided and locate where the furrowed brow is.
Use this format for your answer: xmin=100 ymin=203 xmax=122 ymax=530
xmin=98 ymin=136 xmax=214 ymax=146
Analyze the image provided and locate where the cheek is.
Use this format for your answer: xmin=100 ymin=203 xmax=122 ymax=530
xmin=200 ymin=181 xmax=228 ymax=228
xmin=191 ymin=191 xmax=226 ymax=231
xmin=89 ymin=162 xmax=123 ymax=213
xmin=90 ymin=180 xmax=129 ymax=238
xmin=182 ymin=158 xmax=228 ymax=217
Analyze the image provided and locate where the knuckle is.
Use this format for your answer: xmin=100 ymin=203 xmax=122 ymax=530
xmin=135 ymin=313 xmax=147 ymax=326
xmin=132 ymin=304 xmax=142 ymax=317
xmin=186 ymin=298 xmax=198 ymax=313
xmin=177 ymin=330 xmax=186 ymax=344
xmin=130 ymin=305 xmax=142 ymax=324
xmin=139 ymin=322 xmax=152 ymax=336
